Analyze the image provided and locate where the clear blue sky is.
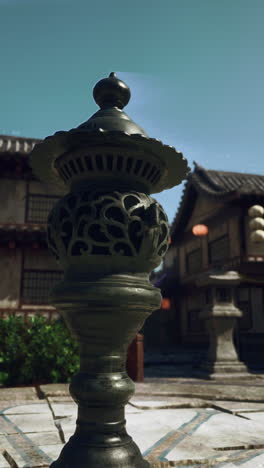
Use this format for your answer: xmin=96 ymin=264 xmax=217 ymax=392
xmin=0 ymin=0 xmax=263 ymax=222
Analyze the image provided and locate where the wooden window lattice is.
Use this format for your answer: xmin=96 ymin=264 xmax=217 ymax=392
xmin=26 ymin=194 xmax=60 ymax=224
xmin=21 ymin=269 xmax=63 ymax=305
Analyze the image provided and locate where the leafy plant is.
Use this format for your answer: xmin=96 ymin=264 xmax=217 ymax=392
xmin=0 ymin=314 xmax=79 ymax=387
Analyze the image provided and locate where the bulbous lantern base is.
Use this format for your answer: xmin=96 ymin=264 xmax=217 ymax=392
xmin=29 ymin=72 xmax=190 ymax=468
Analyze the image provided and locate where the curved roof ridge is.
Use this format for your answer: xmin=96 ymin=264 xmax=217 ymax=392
xmin=170 ymin=163 xmax=264 ymax=241
xmin=170 ymin=177 xmax=194 ymax=240
xmin=206 ymin=167 xmax=264 ymax=178
xmin=193 ymin=161 xmax=224 ymax=193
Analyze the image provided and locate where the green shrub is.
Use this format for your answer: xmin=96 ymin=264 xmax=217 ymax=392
xmin=0 ymin=314 xmax=79 ymax=387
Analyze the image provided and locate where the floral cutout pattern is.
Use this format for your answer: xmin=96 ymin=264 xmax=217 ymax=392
xmin=47 ymin=190 xmax=169 ymax=261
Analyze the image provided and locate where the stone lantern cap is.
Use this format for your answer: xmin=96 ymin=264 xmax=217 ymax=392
xmin=195 ymin=269 xmax=242 ymax=287
xmin=29 ymin=72 xmax=190 ymax=194
xmin=197 ymin=270 xmax=242 ymax=319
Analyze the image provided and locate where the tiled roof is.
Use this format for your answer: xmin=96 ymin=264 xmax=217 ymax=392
xmin=0 ymin=135 xmax=41 ymax=155
xmin=170 ymin=162 xmax=264 ymax=241
xmin=192 ymin=162 xmax=264 ymax=196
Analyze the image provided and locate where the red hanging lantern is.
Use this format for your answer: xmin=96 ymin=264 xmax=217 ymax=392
xmin=192 ymin=224 xmax=208 ymax=237
xmin=161 ymin=298 xmax=171 ymax=310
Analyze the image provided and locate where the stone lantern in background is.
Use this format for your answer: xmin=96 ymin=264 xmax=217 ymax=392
xmin=196 ymin=270 xmax=249 ymax=379
xmin=29 ymin=72 xmax=189 ymax=468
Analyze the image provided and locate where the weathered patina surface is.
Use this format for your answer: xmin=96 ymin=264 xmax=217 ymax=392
xmin=29 ymin=72 xmax=189 ymax=467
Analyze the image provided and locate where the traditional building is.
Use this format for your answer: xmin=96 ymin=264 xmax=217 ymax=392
xmin=0 ymin=134 xmax=65 ymax=321
xmin=145 ymin=163 xmax=264 ymax=364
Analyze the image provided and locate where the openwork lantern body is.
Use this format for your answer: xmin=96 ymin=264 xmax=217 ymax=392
xmin=30 ymin=72 xmax=189 ymax=468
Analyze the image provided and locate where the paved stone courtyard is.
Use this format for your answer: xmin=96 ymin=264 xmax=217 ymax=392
xmin=1 ymin=374 xmax=264 ymax=467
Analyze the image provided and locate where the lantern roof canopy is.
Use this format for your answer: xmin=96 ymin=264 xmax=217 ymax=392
xmin=195 ymin=269 xmax=241 ymax=287
xmin=79 ymin=72 xmax=149 ymax=137
xmin=29 ymin=72 xmax=190 ymax=194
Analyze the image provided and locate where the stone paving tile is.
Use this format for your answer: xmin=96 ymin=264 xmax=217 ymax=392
xmin=144 ymin=367 xmax=197 ymax=379
xmin=153 ymin=462 xmax=203 ymax=468
xmin=135 ymin=380 xmax=264 ymax=402
xmin=146 ymin=410 xmax=221 ymax=463
xmin=153 ymin=449 xmax=264 ymax=466
xmin=56 ymin=415 xmax=76 ymax=443
xmin=128 ymin=408 xmax=264 ymax=465
xmin=0 ymin=416 xmax=18 ymax=435
xmin=127 ymin=408 xmax=199 ymax=454
xmin=210 ymin=449 xmax=264 ymax=467
xmin=129 ymin=395 xmax=209 ymax=409
xmin=3 ymin=403 xmax=50 ymax=415
xmin=0 ymin=437 xmax=9 ymax=468
xmin=0 ymin=416 xmax=62 ymax=465
xmin=194 ymin=411 xmax=264 ymax=449
xmin=0 ymin=413 xmax=57 ymax=467
xmin=0 ymin=432 xmax=52 ymax=467
xmin=210 ymin=401 xmax=264 ymax=413
xmin=0 ymin=401 xmax=41 ymax=417
xmin=145 ymin=430 xmax=218 ymax=465
xmin=39 ymin=384 xmax=69 ymax=398
xmin=0 ymin=435 xmax=25 ymax=467
xmin=126 ymin=404 xmax=145 ymax=413
xmin=0 ymin=453 xmax=9 ymax=468
xmin=0 ymin=387 xmax=38 ymax=401
xmin=28 ymin=431 xmax=62 ymax=446
xmin=238 ymin=411 xmax=264 ymax=422
xmin=48 ymin=402 xmax=77 ymax=419
xmin=38 ymin=443 xmax=64 ymax=461
xmin=47 ymin=396 xmax=74 ymax=404
xmin=6 ymin=413 xmax=57 ymax=434
xmin=235 ymin=451 xmax=264 ymax=467
xmin=0 ymin=436 xmax=7 ymax=450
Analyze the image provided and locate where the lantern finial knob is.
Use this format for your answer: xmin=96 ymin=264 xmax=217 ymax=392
xmin=93 ymin=72 xmax=131 ymax=110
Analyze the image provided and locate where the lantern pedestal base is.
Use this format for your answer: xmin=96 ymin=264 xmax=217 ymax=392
xmin=197 ymin=306 xmax=250 ymax=379
xmin=50 ymin=433 xmax=150 ymax=468
xmin=195 ymin=359 xmax=250 ymax=379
